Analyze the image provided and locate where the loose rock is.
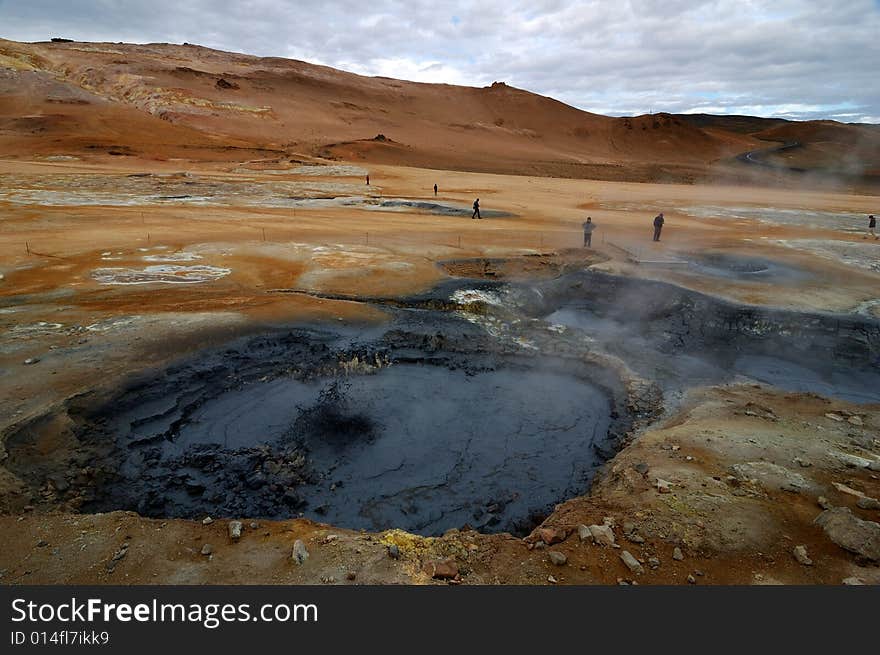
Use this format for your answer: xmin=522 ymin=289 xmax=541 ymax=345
xmin=291 ymin=539 xmax=309 ymax=565
xmin=814 ymin=507 xmax=880 ymax=561
xmin=792 ymin=545 xmax=812 ymax=566
xmin=588 ymin=524 xmax=616 ymax=547
xmin=537 ymin=527 xmax=567 ymax=545
xmin=423 ymin=558 xmax=458 ymax=579
xmin=620 ymin=550 xmax=644 ymax=574
xmin=577 ymin=524 xmax=593 ymax=542
xmin=388 ymin=544 xmax=400 ymax=559
xmin=200 ymin=544 xmax=213 ymax=556
xmin=548 ymin=551 xmax=567 ymax=566
xmin=672 ymin=547 xmax=684 ymax=561
xmin=228 ymin=520 xmax=243 ymax=541
xmin=856 ymin=496 xmax=880 ymax=510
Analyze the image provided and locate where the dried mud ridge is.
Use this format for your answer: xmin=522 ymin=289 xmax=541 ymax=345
xmin=5 ymin=270 xmax=880 ymax=538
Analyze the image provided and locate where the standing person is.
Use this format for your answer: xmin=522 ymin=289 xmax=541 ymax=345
xmin=868 ymin=214 xmax=877 ymax=240
xmin=366 ymin=174 xmax=370 ymax=186
xmin=434 ymin=183 xmax=438 ymax=196
xmin=472 ymin=198 xmax=482 ymax=219
xmin=652 ymin=212 xmax=664 ymax=242
xmin=582 ymin=216 xmax=596 ymax=247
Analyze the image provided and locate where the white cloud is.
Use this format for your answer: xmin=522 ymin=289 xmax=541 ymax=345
xmin=0 ymin=0 xmax=877 ymax=122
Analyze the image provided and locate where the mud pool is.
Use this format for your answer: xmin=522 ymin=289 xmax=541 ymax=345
xmin=6 ymin=268 xmax=880 ymax=536
xmin=92 ymin=358 xmax=612 ymax=535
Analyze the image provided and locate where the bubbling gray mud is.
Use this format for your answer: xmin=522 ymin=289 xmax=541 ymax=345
xmin=538 ymin=271 xmax=880 ymax=404
xmin=6 ymin=269 xmax=880 ymax=535
xmin=6 ymin=322 xmax=625 ymax=536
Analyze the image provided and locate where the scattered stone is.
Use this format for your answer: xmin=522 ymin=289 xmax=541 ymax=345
xmin=388 ymin=544 xmax=400 ymax=559
xmin=795 ymin=457 xmax=812 ymax=468
xmin=346 ymin=571 xmax=356 ymax=581
xmin=548 ymin=551 xmax=567 ymax=566
xmin=687 ymin=574 xmax=696 ymax=584
xmin=249 ymin=522 xmax=259 ymax=530
xmin=672 ymin=547 xmax=684 ymax=561
xmin=634 ymin=463 xmax=649 ymax=475
xmin=620 ymin=550 xmax=644 ymax=574
xmin=36 ymin=539 xmax=48 ymax=548
xmin=830 ymin=452 xmax=875 ymax=469
xmin=588 ymin=524 xmax=616 ymax=547
xmin=321 ymin=534 xmax=339 ymax=545
xmin=291 ymin=539 xmax=309 ymax=565
xmin=814 ymin=507 xmax=880 ymax=561
xmin=833 ymin=482 xmax=867 ymax=498
xmin=202 ymin=517 xmax=213 ymax=525
xmin=792 ymin=545 xmax=812 ymax=566
xmin=655 ymin=478 xmax=672 ymax=493
xmin=110 ymin=543 xmax=129 ymax=562
xmin=817 ymin=496 xmax=832 ymax=510
xmin=23 ymin=358 xmax=40 ymax=365
xmin=824 ymin=412 xmax=844 ymax=422
xmin=547 ymin=575 xmax=558 ymax=584
xmin=423 ymin=558 xmax=458 ymax=579
xmin=200 ymin=544 xmax=213 ymax=556
xmin=577 ymin=524 xmax=593 ymax=542
xmin=842 ymin=577 xmax=864 ymax=585
xmin=856 ymin=497 xmax=880 ymax=510
xmin=227 ymin=520 xmax=243 ymax=541
xmin=537 ymin=527 xmax=567 ymax=545
xmin=623 ymin=522 xmax=645 ymax=544
xmin=731 ymin=461 xmax=810 ymax=492
xmin=648 ymin=557 xmax=660 ymax=569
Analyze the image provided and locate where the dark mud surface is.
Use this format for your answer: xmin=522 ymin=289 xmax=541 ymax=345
xmin=539 ymin=271 xmax=880 ymax=403
xmin=5 ymin=310 xmax=628 ymax=536
xmin=6 ymin=268 xmax=880 ymax=535
xmin=684 ymin=253 xmax=814 ymax=284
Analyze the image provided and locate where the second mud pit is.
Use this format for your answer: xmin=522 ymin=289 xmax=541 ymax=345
xmin=6 ymin=268 xmax=880 ymax=539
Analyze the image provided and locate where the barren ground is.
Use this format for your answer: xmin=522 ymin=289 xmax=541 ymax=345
xmin=2 ymin=155 xmax=879 ymax=585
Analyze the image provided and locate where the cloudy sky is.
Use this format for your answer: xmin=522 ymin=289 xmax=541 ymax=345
xmin=1 ymin=0 xmax=878 ymax=122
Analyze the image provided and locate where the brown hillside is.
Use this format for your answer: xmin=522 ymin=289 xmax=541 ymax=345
xmin=0 ymin=38 xmax=875 ymax=183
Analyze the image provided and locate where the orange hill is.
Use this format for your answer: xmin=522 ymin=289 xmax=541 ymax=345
xmin=1 ymin=38 xmax=877 ymax=184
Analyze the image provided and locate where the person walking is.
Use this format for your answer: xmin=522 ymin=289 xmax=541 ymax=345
xmin=472 ymin=198 xmax=482 ymax=219
xmin=433 ymin=183 xmax=438 ymax=196
xmin=868 ymin=214 xmax=877 ymax=240
xmin=582 ymin=216 xmax=596 ymax=247
xmin=653 ymin=212 xmax=664 ymax=242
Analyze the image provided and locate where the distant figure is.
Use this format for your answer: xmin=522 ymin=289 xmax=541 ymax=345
xmin=653 ymin=212 xmax=664 ymax=242
xmin=434 ymin=183 xmax=438 ymax=196
xmin=472 ymin=198 xmax=482 ymax=219
xmin=366 ymin=174 xmax=370 ymax=185
xmin=868 ymin=214 xmax=877 ymax=240
xmin=582 ymin=216 xmax=596 ymax=247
